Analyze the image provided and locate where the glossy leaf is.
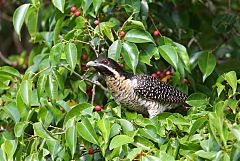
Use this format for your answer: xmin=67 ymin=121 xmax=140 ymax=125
xmin=108 ymin=40 xmax=122 ymax=61
xmin=76 ymin=117 xmax=99 ymax=145
xmin=174 ymin=42 xmax=190 ymax=72
xmin=13 ymin=3 xmax=30 ymax=37
xmin=33 ymin=122 xmax=56 ymax=140
xmin=37 ymin=74 xmax=47 ymax=98
xmin=186 ymin=93 xmax=209 ymax=107
xmin=52 ymin=0 xmax=65 ymax=13
xmin=122 ymin=42 xmax=139 ymax=73
xmin=198 ymin=51 xmax=216 ymax=82
xmin=109 ymin=135 xmax=134 ymax=150
xmin=47 ymin=74 xmax=58 ymax=101
xmin=14 ymin=122 xmax=28 ymax=137
xmin=0 ymin=66 xmax=21 ymax=78
xmin=93 ymin=0 xmax=102 ymax=13
xmin=224 ymin=71 xmax=237 ymax=95
xmin=65 ymin=43 xmax=77 ymax=71
xmin=20 ymin=80 xmax=32 ymax=107
xmin=1 ymin=140 xmax=17 ymax=160
xmin=66 ymin=126 xmax=77 ymax=158
xmin=124 ymin=29 xmax=154 ymax=43
xmin=97 ymin=119 xmax=111 ymax=143
xmin=158 ymin=45 xmax=178 ymax=70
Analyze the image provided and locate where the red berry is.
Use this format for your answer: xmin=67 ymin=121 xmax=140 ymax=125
xmin=74 ymin=10 xmax=80 ymax=17
xmin=182 ymin=79 xmax=189 ymax=85
xmin=119 ymin=64 xmax=124 ymax=69
xmin=70 ymin=6 xmax=77 ymax=13
xmin=81 ymin=54 xmax=88 ymax=60
xmin=135 ymin=151 xmax=143 ymax=159
xmin=159 ymin=72 xmax=165 ymax=79
xmin=94 ymin=20 xmax=100 ymax=25
xmin=165 ymin=70 xmax=171 ymax=76
xmin=166 ymin=74 xmax=171 ymax=81
xmin=151 ymin=73 xmax=157 ymax=78
xmin=156 ymin=71 xmax=161 ymax=75
xmin=95 ymin=105 xmax=102 ymax=111
xmin=86 ymin=86 xmax=92 ymax=96
xmin=48 ymin=98 xmax=51 ymax=102
xmin=225 ymin=106 xmax=232 ymax=112
xmin=119 ymin=31 xmax=125 ymax=37
xmin=60 ymin=108 xmax=65 ymax=113
xmin=88 ymin=148 xmax=95 ymax=154
xmin=153 ymin=30 xmax=159 ymax=37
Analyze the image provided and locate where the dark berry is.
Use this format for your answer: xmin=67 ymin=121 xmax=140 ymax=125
xmin=119 ymin=64 xmax=124 ymax=69
xmin=70 ymin=6 xmax=77 ymax=13
xmin=88 ymin=148 xmax=95 ymax=154
xmin=60 ymin=108 xmax=65 ymax=113
xmin=81 ymin=54 xmax=88 ymax=60
xmin=94 ymin=20 xmax=100 ymax=25
xmin=48 ymin=98 xmax=51 ymax=102
xmin=95 ymin=105 xmax=102 ymax=111
xmin=74 ymin=11 xmax=80 ymax=17
xmin=151 ymin=73 xmax=157 ymax=78
xmin=182 ymin=79 xmax=189 ymax=85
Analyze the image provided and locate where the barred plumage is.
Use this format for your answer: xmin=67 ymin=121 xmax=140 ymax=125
xmin=86 ymin=57 xmax=187 ymax=118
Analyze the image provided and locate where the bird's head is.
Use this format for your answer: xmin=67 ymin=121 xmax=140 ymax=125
xmin=86 ymin=58 xmax=124 ymax=77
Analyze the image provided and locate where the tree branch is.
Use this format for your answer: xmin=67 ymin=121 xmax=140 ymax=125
xmin=60 ymin=64 xmax=109 ymax=92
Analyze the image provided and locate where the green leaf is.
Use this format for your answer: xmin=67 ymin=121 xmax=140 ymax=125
xmin=122 ymin=42 xmax=139 ymax=73
xmin=16 ymin=89 xmax=29 ymax=120
xmin=49 ymin=43 xmax=63 ymax=66
xmin=37 ymin=74 xmax=47 ymax=99
xmin=195 ymin=150 xmax=216 ymax=159
xmin=25 ymin=6 xmax=38 ymax=40
xmin=1 ymin=140 xmax=17 ymax=160
xmin=174 ymin=42 xmax=190 ymax=72
xmin=189 ymin=117 xmax=207 ymax=137
xmin=103 ymin=26 xmax=114 ymax=42
xmin=97 ymin=119 xmax=111 ymax=143
xmin=158 ymin=45 xmax=178 ymax=70
xmin=3 ymin=103 xmax=20 ymax=123
xmin=14 ymin=122 xmax=28 ymax=137
xmin=124 ymin=29 xmax=154 ymax=43
xmin=0 ymin=66 xmax=21 ymax=78
xmin=65 ymin=43 xmax=77 ymax=71
xmin=186 ymin=93 xmax=208 ymax=107
xmin=198 ymin=51 xmax=216 ymax=82
xmin=66 ymin=126 xmax=77 ymax=158
xmin=20 ymin=80 xmax=32 ymax=107
xmin=127 ymin=147 xmax=143 ymax=160
xmin=108 ymin=40 xmax=122 ymax=61
xmin=76 ymin=117 xmax=99 ymax=145
xmin=224 ymin=71 xmax=237 ymax=95
xmin=52 ymin=0 xmax=65 ymax=13
xmin=46 ymin=74 xmax=58 ymax=101
xmin=52 ymin=69 xmax=64 ymax=91
xmin=109 ymin=135 xmax=134 ymax=150
xmin=216 ymin=82 xmax=225 ymax=97
xmin=64 ymin=103 xmax=93 ymax=125
xmin=13 ymin=3 xmax=30 ymax=37
xmin=33 ymin=122 xmax=56 ymax=140
xmin=82 ymin=0 xmax=93 ymax=14
xmin=93 ymin=0 xmax=102 ymax=13
xmin=118 ymin=119 xmax=134 ymax=134
xmin=124 ymin=20 xmax=146 ymax=31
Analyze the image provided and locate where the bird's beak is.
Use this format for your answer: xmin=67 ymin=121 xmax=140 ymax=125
xmin=86 ymin=61 xmax=96 ymax=67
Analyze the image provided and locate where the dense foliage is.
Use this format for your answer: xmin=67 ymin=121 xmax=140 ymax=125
xmin=0 ymin=0 xmax=240 ymax=160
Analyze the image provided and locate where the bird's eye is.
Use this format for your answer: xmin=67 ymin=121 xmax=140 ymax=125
xmin=102 ymin=60 xmax=109 ymax=64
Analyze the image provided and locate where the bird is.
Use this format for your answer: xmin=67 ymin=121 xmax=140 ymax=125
xmin=86 ymin=57 xmax=187 ymax=118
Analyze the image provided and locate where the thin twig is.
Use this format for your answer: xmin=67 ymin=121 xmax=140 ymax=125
xmin=0 ymin=51 xmax=13 ymax=65
xmin=91 ymin=84 xmax=96 ymax=105
xmin=48 ymin=125 xmax=65 ymax=131
xmin=60 ymin=64 xmax=109 ymax=92
xmin=149 ymin=15 xmax=162 ymax=36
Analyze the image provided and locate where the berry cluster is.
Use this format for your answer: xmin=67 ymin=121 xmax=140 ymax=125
xmin=151 ymin=70 xmax=171 ymax=81
xmin=70 ymin=6 xmax=80 ymax=17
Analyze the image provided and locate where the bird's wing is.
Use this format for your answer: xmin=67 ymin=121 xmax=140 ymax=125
xmin=132 ymin=75 xmax=187 ymax=104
